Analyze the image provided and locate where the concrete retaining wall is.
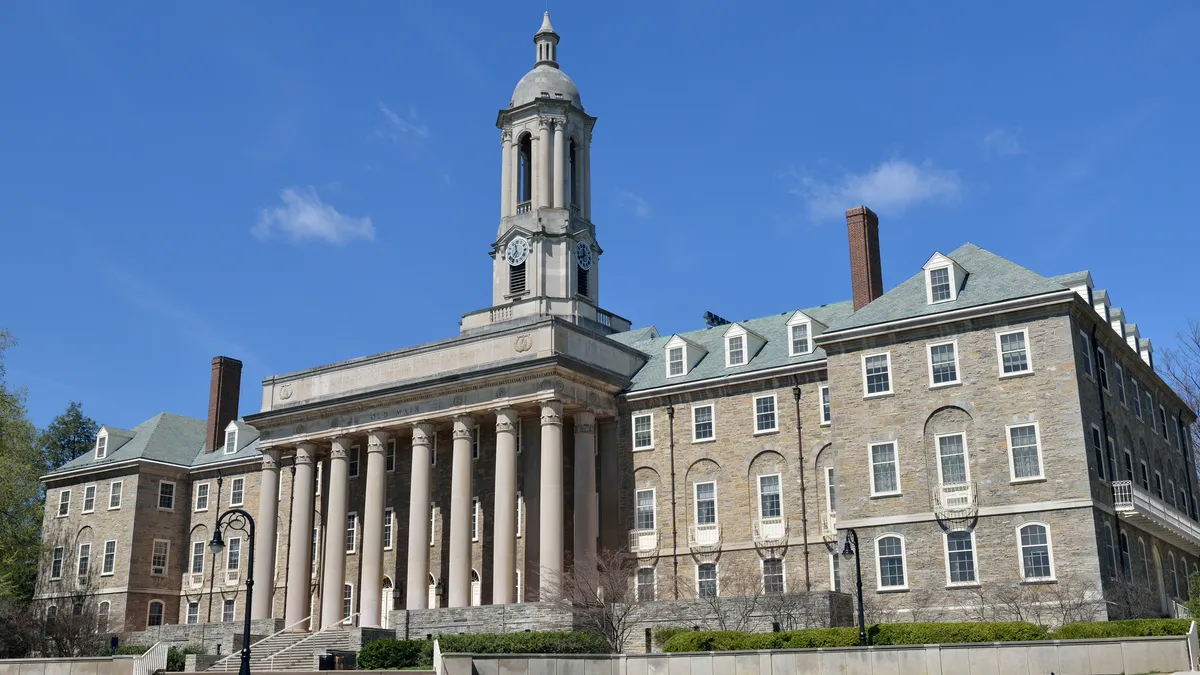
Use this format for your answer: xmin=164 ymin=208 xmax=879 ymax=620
xmin=120 ymin=618 xmax=283 ymax=654
xmin=0 ymin=657 xmax=136 ymax=675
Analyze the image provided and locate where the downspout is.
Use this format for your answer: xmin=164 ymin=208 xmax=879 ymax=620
xmin=791 ymin=382 xmax=811 ymax=591
xmin=666 ymin=402 xmax=680 ymax=600
xmin=1091 ymin=326 xmax=1126 ymax=588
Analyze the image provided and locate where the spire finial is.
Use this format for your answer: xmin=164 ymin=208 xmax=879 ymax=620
xmin=538 ymin=12 xmax=555 ymax=35
xmin=533 ymin=12 xmax=560 ymax=68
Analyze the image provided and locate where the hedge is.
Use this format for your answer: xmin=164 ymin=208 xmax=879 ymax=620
xmin=872 ymin=622 xmax=1047 ymax=645
xmin=652 ymin=626 xmax=692 ymax=649
xmin=165 ymin=645 xmax=205 ymax=672
xmin=663 ymin=628 xmax=861 ymax=653
xmin=1053 ymin=618 xmax=1193 ymax=639
xmin=113 ymin=645 xmax=152 ymax=655
xmin=438 ymin=631 xmax=610 ymax=655
xmin=358 ymin=639 xmax=433 ymax=669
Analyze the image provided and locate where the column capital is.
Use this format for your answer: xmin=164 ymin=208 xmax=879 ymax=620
xmin=367 ymin=429 xmax=391 ymax=452
xmin=294 ymin=443 xmax=317 ymax=465
xmin=494 ymin=408 xmax=520 ymax=433
xmin=261 ymin=448 xmax=281 ymax=470
xmin=411 ymin=421 xmax=436 ymax=447
xmin=452 ymin=415 xmax=475 ymax=440
xmin=540 ymin=400 xmax=564 ymax=426
xmin=330 ymin=436 xmax=353 ymax=459
xmin=501 ymin=128 xmax=512 ymax=144
xmin=537 ymin=117 xmax=553 ymax=131
xmin=573 ymin=411 xmax=596 ymax=435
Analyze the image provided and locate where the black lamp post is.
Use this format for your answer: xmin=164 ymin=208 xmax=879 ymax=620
xmin=841 ymin=527 xmax=867 ymax=646
xmin=211 ymin=508 xmax=256 ymax=675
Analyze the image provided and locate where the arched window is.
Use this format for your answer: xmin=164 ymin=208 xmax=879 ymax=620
xmin=1102 ymin=525 xmax=1116 ymax=579
xmin=518 ymin=134 xmax=533 ymax=206
xmin=1017 ymin=523 xmax=1055 ymax=581
xmin=428 ymin=574 xmax=438 ymax=608
xmin=46 ymin=605 xmax=57 ymax=619
xmin=1119 ymin=532 xmax=1131 ymax=576
xmin=1169 ymin=553 xmax=1180 ymax=599
xmin=875 ymin=534 xmax=907 ymax=590
xmin=147 ymin=600 xmax=164 ymax=627
xmin=98 ymin=601 xmax=110 ymax=632
xmin=343 ymin=583 xmax=354 ymax=622
xmin=1139 ymin=538 xmax=1150 ymax=584
xmin=568 ymin=139 xmax=578 ymax=206
xmin=470 ymin=569 xmax=482 ymax=607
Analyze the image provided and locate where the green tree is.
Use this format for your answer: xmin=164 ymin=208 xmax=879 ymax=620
xmin=41 ymin=401 xmax=98 ymax=472
xmin=0 ymin=330 xmax=43 ymax=607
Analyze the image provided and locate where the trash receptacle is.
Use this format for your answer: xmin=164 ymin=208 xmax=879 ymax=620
xmin=317 ymin=654 xmax=335 ymax=670
xmin=328 ymin=650 xmax=357 ymax=670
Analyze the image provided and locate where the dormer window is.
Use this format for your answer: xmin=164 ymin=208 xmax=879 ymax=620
xmin=929 ymin=268 xmax=952 ymax=302
xmin=667 ymin=347 xmax=685 ymax=377
xmin=664 ymin=335 xmax=705 ymax=378
xmin=224 ymin=426 xmax=238 ymax=455
xmin=95 ymin=433 xmax=108 ymax=460
xmin=790 ymin=323 xmax=811 ymax=356
xmin=722 ymin=324 xmax=763 ymax=368
xmin=922 ymin=252 xmax=966 ymax=305
xmin=727 ymin=336 xmax=745 ymax=366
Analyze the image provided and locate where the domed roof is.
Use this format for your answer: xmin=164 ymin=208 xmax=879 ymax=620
xmin=510 ymin=65 xmax=582 ymax=109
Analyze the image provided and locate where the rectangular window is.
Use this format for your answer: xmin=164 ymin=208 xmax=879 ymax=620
xmin=187 ymin=602 xmax=199 ymax=625
xmin=876 ymin=536 xmax=907 ymax=589
xmin=516 ymin=493 xmax=523 ymax=538
xmin=384 ymin=508 xmax=394 ymax=550
xmin=57 ymin=490 xmax=70 ymax=517
xmin=758 ymin=474 xmax=782 ymax=519
xmin=82 ymin=485 xmax=96 ymax=513
xmin=194 ymin=482 xmax=210 ymax=512
xmin=637 ymin=568 xmax=656 ymax=602
xmin=1169 ymin=480 xmax=1178 ymax=507
xmin=1140 ymin=461 xmax=1149 ymax=490
xmin=472 ymin=426 xmax=480 ymax=460
xmin=667 ymin=347 xmax=684 ymax=376
xmin=76 ymin=543 xmax=91 ymax=577
xmin=95 ymin=435 xmax=108 ymax=459
xmin=346 ymin=512 xmax=358 ymax=553
xmin=159 ymin=481 xmax=175 ymax=510
xmin=727 ymin=336 xmax=745 ymax=366
xmin=1154 ymin=472 xmax=1164 ymax=500
xmin=632 ymin=414 xmax=653 ymax=450
xmin=349 ymin=445 xmax=360 ymax=477
xmin=831 ymin=553 xmax=841 ymax=593
xmin=223 ymin=477 xmax=242 ymax=508
xmin=825 ymin=466 xmax=837 ymax=516
xmin=1115 ymin=363 xmax=1126 ymax=405
xmin=1176 ymin=417 xmax=1185 ymax=451
xmin=929 ymin=267 xmax=952 ymax=302
xmin=386 ymin=439 xmax=396 ymax=472
xmin=51 ymin=547 xmax=64 ymax=580
xmin=928 ymin=341 xmax=960 ymax=386
xmin=946 ymin=532 xmax=977 ymax=585
xmin=1019 ymin=524 xmax=1054 ymax=581
xmin=819 ymin=386 xmax=831 ymax=425
xmin=762 ymin=558 xmax=785 ymax=594
xmin=695 ymin=482 xmax=717 ymax=525
xmin=697 ymin=563 xmax=718 ymax=598
xmin=1144 ymin=391 xmax=1154 ymax=425
xmin=109 ymin=481 xmax=123 ymax=510
xmin=1091 ymin=426 xmax=1106 ymax=482
xmin=224 ymin=428 xmax=237 ymax=454
xmin=997 ymin=329 xmax=1030 ymax=375
xmin=1160 ymin=406 xmax=1170 ymax=440
xmin=101 ymin=540 xmax=116 ymax=575
xmin=937 ymin=433 xmax=968 ymax=486
xmin=227 ymin=537 xmax=242 ymax=571
xmin=1106 ymin=437 xmax=1118 ymax=486
xmin=790 ymin=323 xmax=811 ymax=355
xmin=1079 ymin=331 xmax=1093 ymax=378
xmin=1123 ymin=449 xmax=1134 ymax=482
xmin=863 ymin=353 xmax=892 ymax=396
xmin=635 ymin=489 xmax=656 ymax=531
xmin=191 ymin=541 xmax=205 ymax=575
xmin=430 ymin=505 xmax=436 ymax=546
xmin=1008 ymin=424 xmax=1043 ymax=480
xmin=223 ymin=599 xmax=235 ymax=623
xmin=472 ymin=498 xmax=481 ymax=542
xmin=754 ymin=394 xmax=777 ymax=433
xmin=151 ymin=540 xmax=169 ymax=576
xmin=870 ymin=442 xmax=900 ymax=496
xmin=692 ymin=404 xmax=714 ymax=441
xmin=1131 ymin=379 xmax=1142 ymax=419
xmin=1096 ymin=348 xmax=1109 ymax=391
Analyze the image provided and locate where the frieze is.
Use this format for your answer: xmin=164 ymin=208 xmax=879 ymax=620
xmin=514 ymin=334 xmax=533 ymax=352
xmin=278 ymin=384 xmax=294 ymax=400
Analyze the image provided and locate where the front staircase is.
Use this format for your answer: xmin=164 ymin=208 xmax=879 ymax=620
xmin=207 ymin=616 xmax=356 ymax=672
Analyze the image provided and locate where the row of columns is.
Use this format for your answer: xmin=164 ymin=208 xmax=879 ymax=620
xmin=249 ymin=401 xmax=597 ymax=631
xmin=500 ymin=118 xmax=590 ymax=218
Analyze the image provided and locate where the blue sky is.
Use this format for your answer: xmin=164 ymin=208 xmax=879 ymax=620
xmin=3 ymin=2 xmax=1198 ymax=429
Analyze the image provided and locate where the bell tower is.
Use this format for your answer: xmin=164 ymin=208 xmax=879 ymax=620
xmin=460 ymin=13 xmax=628 ymax=335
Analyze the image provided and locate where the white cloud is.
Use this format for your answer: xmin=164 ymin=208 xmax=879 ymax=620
xmin=794 ymin=160 xmax=961 ymax=222
xmin=377 ymin=102 xmax=430 ymax=141
xmin=617 ymin=190 xmax=653 ymax=219
xmin=252 ymin=186 xmax=375 ymax=244
xmin=982 ymin=128 xmax=1024 ymax=156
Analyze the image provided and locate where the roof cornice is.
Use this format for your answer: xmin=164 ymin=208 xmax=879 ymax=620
xmin=41 ymin=454 xmax=261 ymax=483
xmin=623 ymin=359 xmax=826 ymax=402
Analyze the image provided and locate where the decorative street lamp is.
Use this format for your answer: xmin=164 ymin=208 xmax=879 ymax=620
xmin=210 ymin=508 xmax=256 ymax=675
xmin=841 ymin=527 xmax=868 ymax=646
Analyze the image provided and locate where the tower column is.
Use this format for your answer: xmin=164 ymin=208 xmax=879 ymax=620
xmin=251 ymin=449 xmax=281 ymax=619
xmin=319 ymin=437 xmax=351 ymax=629
xmin=284 ymin=443 xmax=317 ymax=631
xmin=492 ymin=408 xmax=519 ymax=604
xmin=538 ymin=119 xmax=553 ymax=209
xmin=552 ymin=120 xmax=565 ymax=208
xmin=448 ymin=416 xmax=475 ymax=607
xmin=406 ymin=423 xmax=435 ymax=609
xmin=539 ymin=400 xmax=564 ymax=600
xmin=359 ymin=430 xmax=389 ymax=628
xmin=572 ymin=412 xmax=597 ymax=577
xmin=500 ymin=130 xmax=513 ymax=218
xmin=582 ymin=133 xmax=592 ymax=219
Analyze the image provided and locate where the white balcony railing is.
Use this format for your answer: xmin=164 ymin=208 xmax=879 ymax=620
xmin=690 ymin=522 xmax=720 ymax=548
xmin=516 ymin=201 xmax=532 ymax=214
xmin=183 ymin=573 xmax=204 ymax=590
xmin=1113 ymin=480 xmax=1200 ymax=554
xmin=935 ymin=482 xmax=977 ymax=518
xmin=628 ymin=529 xmax=658 ymax=555
xmin=821 ymin=512 xmax=837 ymax=537
xmin=225 ymin=570 xmax=240 ymax=586
xmin=753 ymin=516 xmax=787 ymax=544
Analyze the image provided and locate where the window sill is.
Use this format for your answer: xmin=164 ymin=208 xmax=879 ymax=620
xmin=946 ymin=582 xmax=981 ymax=589
xmin=929 ymin=381 xmax=962 ymax=390
xmin=863 ymin=392 xmax=894 ymax=400
xmin=820 ymin=421 xmax=831 ymax=427
xmin=877 ymin=587 xmax=909 ymax=594
xmin=101 ymin=572 xmax=115 ymax=578
xmin=56 ymin=514 xmax=69 ymax=519
xmin=870 ymin=492 xmax=903 ymax=499
xmin=1020 ymin=578 xmax=1057 ymax=585
xmin=504 ymin=291 xmax=530 ymax=300
xmin=107 ymin=506 xmax=121 ymax=511
xmin=157 ymin=508 xmax=174 ymax=513
xmin=692 ymin=437 xmax=716 ymax=445
xmin=633 ymin=446 xmax=654 ymax=453
xmin=1010 ymin=476 xmax=1046 ymax=485
xmin=194 ymin=508 xmax=209 ymax=513
xmin=998 ymin=370 xmax=1034 ymax=380
xmin=49 ymin=577 xmax=62 ymax=582
xmin=82 ymin=510 xmax=95 ymax=515
xmin=754 ymin=429 xmax=779 ymax=437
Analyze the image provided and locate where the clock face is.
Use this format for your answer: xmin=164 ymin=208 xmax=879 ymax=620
xmin=575 ymin=241 xmax=593 ymax=270
xmin=505 ymin=237 xmax=530 ymax=266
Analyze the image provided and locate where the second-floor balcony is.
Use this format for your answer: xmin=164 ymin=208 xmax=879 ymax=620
xmin=183 ymin=572 xmax=204 ymax=590
xmin=934 ymin=482 xmax=978 ymax=520
xmin=690 ymin=522 xmax=721 ymax=549
xmin=753 ymin=516 xmax=787 ymax=545
xmin=821 ymin=512 xmax=837 ymax=540
xmin=628 ymin=528 xmax=659 ymax=556
xmin=1113 ymin=480 xmax=1200 ymax=555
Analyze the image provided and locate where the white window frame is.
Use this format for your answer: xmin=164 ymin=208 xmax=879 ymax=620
xmin=666 ymin=345 xmax=685 ymax=378
xmin=934 ymin=432 xmax=971 ymax=486
xmin=1090 ymin=425 xmax=1107 ymax=483
xmin=342 ymin=583 xmax=354 ymax=623
xmin=819 ymin=385 xmax=831 ymax=425
xmin=186 ymin=602 xmax=200 ymax=625
xmin=862 ymin=352 xmax=894 ymax=397
xmin=147 ymin=600 xmax=165 ymax=628
xmin=830 ymin=552 xmax=841 ymax=593
xmin=516 ymin=492 xmax=524 ymax=538
xmin=1016 ymin=521 xmax=1056 ymax=582
xmin=1115 ymin=362 xmax=1126 ymax=406
xmin=222 ymin=598 xmax=236 ymax=623
xmin=692 ymin=404 xmax=715 ymax=443
xmin=632 ymin=413 xmax=654 ymax=451
xmin=386 ymin=439 xmax=396 ymax=473
xmin=1155 ymin=471 xmax=1164 ymax=500
xmin=230 ymin=477 xmax=245 ymax=507
xmin=874 ymin=533 xmax=909 ymax=591
xmin=753 ymin=394 xmax=778 ymax=434
xmin=927 ymin=339 xmax=961 ymax=388
xmin=472 ymin=426 xmax=481 ymax=460
xmin=996 ymin=328 xmax=1032 ymax=377
xmin=108 ymin=480 xmax=123 ymax=510
xmin=635 ymin=488 xmax=656 ymax=531
xmin=693 ymin=481 xmax=718 ymax=526
xmin=57 ymin=489 xmax=71 ymax=518
xmin=349 ymin=444 xmax=361 ymax=478
xmin=1160 ymin=405 xmax=1169 ymax=439
xmin=151 ymin=540 xmax=170 ymax=576
xmin=757 ymin=473 xmax=783 ymax=520
xmin=50 ymin=546 xmax=64 ymax=580
xmin=637 ymin=566 xmax=657 ymax=602
xmin=384 ymin=507 xmax=394 ymax=550
xmin=430 ymin=504 xmax=437 ymax=547
xmin=82 ymin=485 xmax=97 ymax=514
xmin=789 ymin=322 xmax=813 ymax=356
xmin=226 ymin=537 xmax=242 ymax=571
xmin=224 ymin=426 xmax=238 ymax=455
xmin=1006 ymin=422 xmax=1045 ymax=482
xmin=1096 ymin=347 xmax=1109 ymax=392
xmin=1131 ymin=378 xmax=1143 ymax=419
xmin=76 ymin=542 xmax=91 ymax=578
xmin=346 ymin=511 xmax=358 ymax=554
xmin=101 ymin=540 xmax=117 ymax=576
xmin=761 ymin=557 xmax=787 ymax=594
xmin=696 ymin=562 xmax=719 ymax=598
xmin=926 ymin=266 xmax=955 ymax=304
xmin=868 ymin=441 xmax=901 ymax=497
xmin=190 ymin=540 xmax=205 ymax=575
xmin=1079 ymin=330 xmax=1093 ymax=378
xmin=943 ymin=530 xmax=979 ymax=587
xmin=194 ymin=481 xmax=210 ymax=512
xmin=158 ymin=481 xmax=175 ymax=511
xmin=472 ymin=498 xmax=481 ymax=542
xmin=726 ymin=334 xmax=746 ymax=367
xmin=95 ymin=432 xmax=108 ymax=460
xmin=825 ymin=466 xmax=836 ymax=517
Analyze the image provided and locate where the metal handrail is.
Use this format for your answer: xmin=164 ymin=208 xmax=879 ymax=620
xmin=217 ymin=614 xmax=312 ymax=671
xmin=268 ymin=612 xmax=359 ymax=670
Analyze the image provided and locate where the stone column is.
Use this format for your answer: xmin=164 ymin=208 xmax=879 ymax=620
xmin=319 ymin=437 xmax=351 ymax=629
xmin=406 ymin=423 xmax=435 ymax=609
xmin=572 ymin=412 xmax=597 ymax=576
xmin=448 ymin=416 xmax=475 ymax=607
xmin=539 ymin=400 xmax=564 ymax=600
xmin=284 ymin=443 xmax=317 ymax=631
xmin=500 ymin=129 xmax=512 ymax=218
xmin=492 ymin=409 xmax=519 ymax=604
xmin=252 ymin=449 xmax=281 ymax=619
xmin=581 ymin=132 xmax=591 ymax=219
xmin=538 ymin=119 xmax=553 ymax=208
xmin=359 ymin=430 xmax=389 ymax=628
xmin=552 ymin=121 xmax=565 ymax=208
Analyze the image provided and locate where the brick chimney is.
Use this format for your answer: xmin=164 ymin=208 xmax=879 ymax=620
xmin=847 ymin=206 xmax=884 ymax=311
xmin=206 ymin=356 xmax=242 ymax=453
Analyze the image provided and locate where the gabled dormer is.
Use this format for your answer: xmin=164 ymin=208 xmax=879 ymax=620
xmin=922 ymin=252 xmax=967 ymax=305
xmin=664 ymin=335 xmax=707 ymax=378
xmin=94 ymin=425 xmax=135 ymax=461
xmin=785 ymin=310 xmax=826 ymax=356
xmin=1109 ymin=307 xmax=1126 ymax=340
xmin=223 ymin=421 xmax=240 ymax=455
xmin=95 ymin=429 xmax=108 ymax=460
xmin=1092 ymin=289 xmax=1111 ymax=324
xmin=723 ymin=323 xmax=765 ymax=368
xmin=1126 ymin=323 xmax=1141 ymax=354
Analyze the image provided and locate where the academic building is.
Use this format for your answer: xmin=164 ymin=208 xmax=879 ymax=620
xmin=37 ymin=11 xmax=1199 ymax=655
